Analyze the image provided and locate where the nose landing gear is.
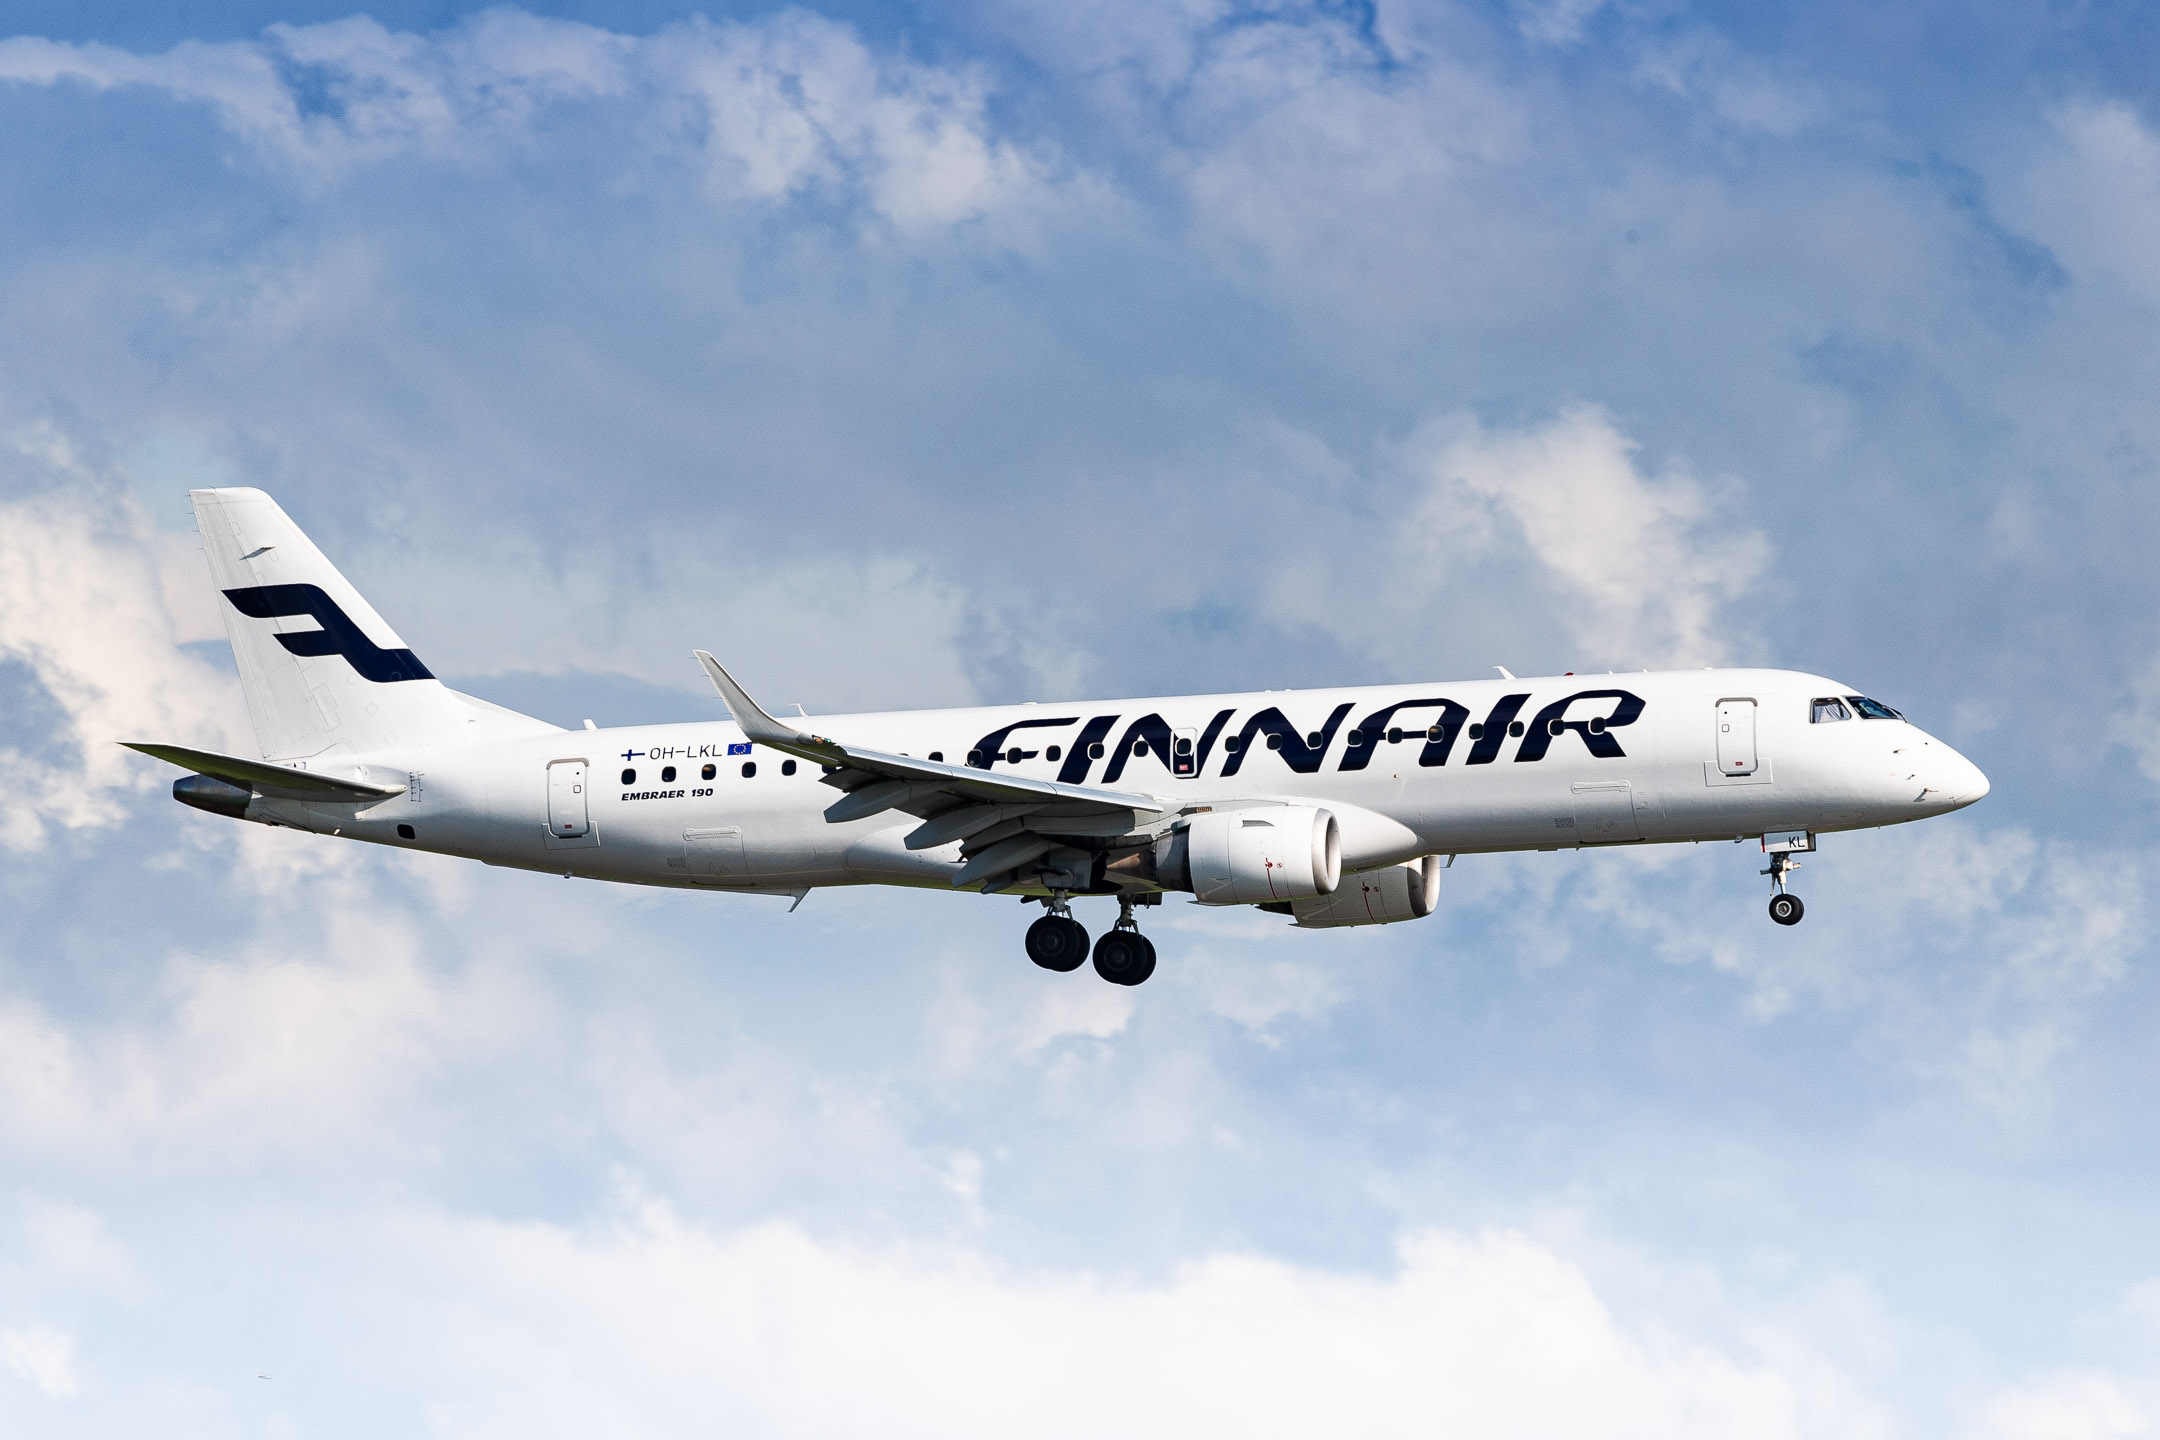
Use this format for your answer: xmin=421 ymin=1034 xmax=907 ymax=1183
xmin=1763 ymin=851 xmax=1804 ymax=926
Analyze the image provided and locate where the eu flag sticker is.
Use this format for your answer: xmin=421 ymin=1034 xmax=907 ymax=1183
xmin=727 ymin=742 xmax=752 ymax=756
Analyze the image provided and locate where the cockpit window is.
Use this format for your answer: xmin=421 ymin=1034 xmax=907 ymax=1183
xmin=1846 ymin=695 xmax=1902 ymax=720
xmin=1811 ymin=697 xmax=1851 ymax=724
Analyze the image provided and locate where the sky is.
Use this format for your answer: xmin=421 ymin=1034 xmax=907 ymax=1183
xmin=2 ymin=0 xmax=2159 ymax=1434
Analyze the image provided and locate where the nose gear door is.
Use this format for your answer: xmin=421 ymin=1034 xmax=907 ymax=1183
xmin=547 ymin=760 xmax=590 ymax=837
xmin=1715 ymin=699 xmax=1758 ymax=776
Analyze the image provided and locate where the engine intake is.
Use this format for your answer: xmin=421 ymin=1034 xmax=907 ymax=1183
xmin=1147 ymin=806 xmax=1341 ymax=905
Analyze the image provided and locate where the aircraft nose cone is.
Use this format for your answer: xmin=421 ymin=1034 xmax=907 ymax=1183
xmin=1933 ymin=745 xmax=1990 ymax=809
xmin=1954 ymin=753 xmax=1990 ymax=806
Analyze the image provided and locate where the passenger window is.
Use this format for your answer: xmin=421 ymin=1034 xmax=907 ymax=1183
xmin=1175 ymin=737 xmax=1193 ymax=755
xmin=967 ymin=749 xmax=984 ymax=767
xmin=1089 ymin=742 xmax=1105 ymax=759
xmin=929 ymin=751 xmax=943 ymax=763
xmin=1811 ymin=698 xmax=1851 ymax=724
xmin=1007 ymin=747 xmax=1025 ymax=763
xmin=620 ymin=768 xmax=635 ymax=785
xmin=1046 ymin=745 xmax=1061 ymax=761
xmin=1266 ymin=733 xmax=1282 ymax=750
xmin=741 ymin=761 xmax=757 ymax=778
xmin=661 ymin=766 xmax=676 ymax=783
xmin=1347 ymin=730 xmax=1365 ymax=746
xmin=781 ymin=760 xmax=796 ymax=776
xmin=1223 ymin=736 xmax=1242 ymax=753
xmin=1306 ymin=731 xmax=1322 ymax=747
xmin=1467 ymin=723 xmax=1483 ymax=740
xmin=1387 ymin=727 xmax=1403 ymax=744
xmin=1132 ymin=741 xmax=1148 ymax=756
xmin=1847 ymin=695 xmax=1902 ymax=720
xmin=701 ymin=763 xmax=716 ymax=780
xmin=1508 ymin=721 xmax=1525 ymax=737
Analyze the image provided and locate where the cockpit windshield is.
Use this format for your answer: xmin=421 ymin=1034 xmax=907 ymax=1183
xmin=1810 ymin=697 xmax=1851 ymax=723
xmin=1846 ymin=695 xmax=1902 ymax=720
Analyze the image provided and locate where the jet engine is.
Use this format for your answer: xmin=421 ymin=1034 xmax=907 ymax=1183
xmin=1275 ymin=855 xmax=1442 ymax=928
xmin=1144 ymin=806 xmax=1341 ymax=905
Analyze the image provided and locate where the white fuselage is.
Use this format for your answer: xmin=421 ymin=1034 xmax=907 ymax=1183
xmin=237 ymin=668 xmax=1988 ymax=895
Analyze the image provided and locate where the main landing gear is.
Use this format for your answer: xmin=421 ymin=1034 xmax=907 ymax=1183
xmin=1763 ymin=851 xmax=1804 ymax=926
xmin=1093 ymin=896 xmax=1157 ymax=986
xmin=1024 ymin=894 xmax=1089 ymax=972
xmin=1025 ymin=892 xmax=1156 ymax=985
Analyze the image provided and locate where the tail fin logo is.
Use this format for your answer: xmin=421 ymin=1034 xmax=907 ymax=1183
xmin=223 ymin=584 xmax=435 ymax=683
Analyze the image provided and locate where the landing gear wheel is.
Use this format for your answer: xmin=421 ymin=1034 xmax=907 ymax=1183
xmin=1768 ymin=894 xmax=1804 ymax=926
xmin=1026 ymin=915 xmax=1090 ymax=972
xmin=1092 ymin=929 xmax=1156 ymax=986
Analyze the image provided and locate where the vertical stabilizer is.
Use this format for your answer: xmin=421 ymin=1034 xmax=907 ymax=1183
xmin=191 ymin=488 xmax=549 ymax=760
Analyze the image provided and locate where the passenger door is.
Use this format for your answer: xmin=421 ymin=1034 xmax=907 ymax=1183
xmin=547 ymin=760 xmax=590 ymax=838
xmin=1172 ymin=727 xmax=1200 ymax=777
xmin=1715 ymin=699 xmax=1758 ymax=777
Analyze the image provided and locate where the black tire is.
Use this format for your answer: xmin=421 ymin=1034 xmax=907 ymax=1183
xmin=1768 ymin=894 xmax=1804 ymax=926
xmin=1092 ymin=930 xmax=1153 ymax=986
xmin=1131 ymin=934 xmax=1158 ymax=985
xmin=1026 ymin=915 xmax=1090 ymax=972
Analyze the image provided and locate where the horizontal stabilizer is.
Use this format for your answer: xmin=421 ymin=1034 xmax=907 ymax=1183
xmin=122 ymin=742 xmax=406 ymax=802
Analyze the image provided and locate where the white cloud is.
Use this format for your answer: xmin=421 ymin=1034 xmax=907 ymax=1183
xmin=1315 ymin=404 xmax=1767 ymax=671
xmin=0 ymin=11 xmax=1079 ymax=240
xmin=1467 ymin=816 xmax=2146 ymax=1112
xmin=0 ymin=12 xmax=627 ymax=169
xmin=1514 ymin=0 xmax=1617 ymax=47
xmin=1632 ymin=32 xmax=1822 ymax=137
xmin=1174 ymin=940 xmax=1346 ymax=1041
xmin=1978 ymin=1372 xmax=2146 ymax=1440
xmin=260 ymin=1204 xmax=1820 ymax=1439
xmin=2001 ymin=102 xmax=2160 ymax=307
xmin=0 ymin=1325 xmax=79 ymax=1399
xmin=0 ymin=430 xmax=249 ymax=851
xmin=661 ymin=12 xmax=1064 ymax=236
xmin=406 ymin=541 xmax=1011 ymax=713
xmin=2111 ymin=648 xmax=2160 ymax=792
xmin=1171 ymin=20 xmax=1532 ymax=309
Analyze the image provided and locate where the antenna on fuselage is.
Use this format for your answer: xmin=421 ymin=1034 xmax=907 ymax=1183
xmin=1494 ymin=665 xmax=1516 ymax=680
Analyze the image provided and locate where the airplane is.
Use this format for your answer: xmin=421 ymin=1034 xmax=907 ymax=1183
xmin=130 ymin=488 xmax=1990 ymax=986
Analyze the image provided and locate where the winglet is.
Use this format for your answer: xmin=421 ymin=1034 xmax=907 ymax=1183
xmin=693 ymin=651 xmax=803 ymax=745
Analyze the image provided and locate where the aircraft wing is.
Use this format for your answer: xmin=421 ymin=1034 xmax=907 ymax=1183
xmin=694 ymin=651 xmax=1171 ymax=891
xmin=123 ymin=742 xmax=407 ymax=802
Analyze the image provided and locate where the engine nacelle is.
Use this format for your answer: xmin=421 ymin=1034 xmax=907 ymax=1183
xmin=1155 ymin=806 xmax=1341 ymax=905
xmin=1281 ymin=855 xmax=1442 ymax=928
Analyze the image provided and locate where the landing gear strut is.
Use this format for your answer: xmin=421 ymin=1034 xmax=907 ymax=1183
xmin=1024 ymin=891 xmax=1089 ymax=972
xmin=1763 ymin=851 xmax=1804 ymax=926
xmin=1092 ymin=895 xmax=1157 ymax=986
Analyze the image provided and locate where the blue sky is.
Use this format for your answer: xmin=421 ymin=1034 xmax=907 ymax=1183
xmin=3 ymin=1 xmax=2159 ymax=1434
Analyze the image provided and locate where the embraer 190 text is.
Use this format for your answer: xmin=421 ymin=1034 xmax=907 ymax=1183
xmin=133 ymin=490 xmax=1990 ymax=986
